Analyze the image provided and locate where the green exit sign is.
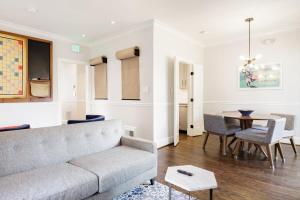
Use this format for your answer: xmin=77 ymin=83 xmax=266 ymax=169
xmin=71 ymin=44 xmax=81 ymax=53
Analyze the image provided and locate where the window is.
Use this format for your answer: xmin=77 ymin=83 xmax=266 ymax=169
xmin=90 ymin=56 xmax=107 ymax=99
xmin=116 ymin=47 xmax=140 ymax=100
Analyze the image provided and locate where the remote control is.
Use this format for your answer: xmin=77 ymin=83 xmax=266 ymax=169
xmin=177 ymin=169 xmax=193 ymax=176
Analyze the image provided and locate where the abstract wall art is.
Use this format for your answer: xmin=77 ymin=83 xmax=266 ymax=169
xmin=239 ymin=63 xmax=282 ymax=89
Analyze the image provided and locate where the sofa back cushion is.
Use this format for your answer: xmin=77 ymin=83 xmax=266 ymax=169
xmin=0 ymin=120 xmax=123 ymax=177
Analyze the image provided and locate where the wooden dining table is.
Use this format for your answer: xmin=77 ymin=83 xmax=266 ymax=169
xmin=223 ymin=111 xmax=281 ymax=130
xmin=223 ymin=111 xmax=282 ymax=154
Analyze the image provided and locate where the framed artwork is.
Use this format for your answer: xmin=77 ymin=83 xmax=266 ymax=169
xmin=0 ymin=32 xmax=27 ymax=98
xmin=239 ymin=63 xmax=283 ymax=89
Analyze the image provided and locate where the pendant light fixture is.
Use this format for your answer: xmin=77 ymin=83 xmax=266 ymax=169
xmin=240 ymin=18 xmax=262 ymax=72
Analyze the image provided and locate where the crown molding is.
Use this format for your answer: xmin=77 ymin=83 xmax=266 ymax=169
xmin=0 ymin=19 xmax=89 ymax=46
xmin=88 ymin=20 xmax=154 ymax=47
xmin=153 ymin=19 xmax=205 ymax=47
xmin=2 ymin=18 xmax=298 ymax=50
xmin=88 ymin=19 xmax=205 ymax=48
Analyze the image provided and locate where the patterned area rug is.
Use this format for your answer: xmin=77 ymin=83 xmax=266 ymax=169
xmin=114 ymin=182 xmax=197 ymax=200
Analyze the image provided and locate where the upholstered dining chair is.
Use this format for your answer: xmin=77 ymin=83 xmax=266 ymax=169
xmin=203 ymin=114 xmax=241 ymax=156
xmin=234 ymin=118 xmax=286 ymax=169
xmin=224 ymin=116 xmax=241 ymax=148
xmin=271 ymin=113 xmax=297 ymax=155
xmin=252 ymin=113 xmax=297 ymax=155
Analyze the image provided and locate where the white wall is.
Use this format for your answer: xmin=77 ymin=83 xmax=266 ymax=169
xmin=0 ymin=22 xmax=90 ymax=128
xmin=89 ymin=20 xmax=204 ymax=145
xmin=204 ymin=29 xmax=300 ymax=143
xmin=89 ymin=22 xmax=154 ymax=140
xmin=153 ymin=21 xmax=204 ymax=147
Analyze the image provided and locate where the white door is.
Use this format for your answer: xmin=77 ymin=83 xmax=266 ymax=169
xmin=173 ymin=58 xmax=180 ymax=146
xmin=187 ymin=64 xmax=204 ymax=136
xmin=60 ymin=63 xmax=86 ymax=123
xmin=187 ymin=64 xmax=193 ymax=136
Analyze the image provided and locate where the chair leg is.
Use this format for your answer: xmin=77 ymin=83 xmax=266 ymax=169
xmin=258 ymin=145 xmax=268 ymax=158
xmin=266 ymin=144 xmax=274 ymax=169
xmin=202 ymin=132 xmax=209 ymax=150
xmin=222 ymin=136 xmax=227 ymax=156
xmin=219 ymin=136 xmax=223 ymax=153
xmin=228 ymin=137 xmax=237 ymax=148
xmin=277 ymin=143 xmax=285 ymax=162
xmin=254 ymin=144 xmax=259 ymax=154
xmin=247 ymin=143 xmax=253 ymax=153
xmin=240 ymin=141 xmax=245 ymax=151
xmin=219 ymin=136 xmax=223 ymax=144
xmin=290 ymin=137 xmax=297 ymax=154
xmin=233 ymin=139 xmax=242 ymax=159
xmin=274 ymin=144 xmax=278 ymax=160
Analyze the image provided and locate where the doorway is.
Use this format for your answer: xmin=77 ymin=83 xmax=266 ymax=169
xmin=173 ymin=58 xmax=203 ymax=146
xmin=178 ymin=62 xmax=189 ymax=135
xmin=58 ymin=59 xmax=89 ymax=124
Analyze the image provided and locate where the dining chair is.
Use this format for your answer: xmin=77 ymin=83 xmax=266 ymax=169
xmin=234 ymin=118 xmax=286 ymax=169
xmin=224 ymin=116 xmax=241 ymax=148
xmin=271 ymin=113 xmax=297 ymax=155
xmin=252 ymin=113 xmax=297 ymax=155
xmin=203 ymin=114 xmax=241 ymax=156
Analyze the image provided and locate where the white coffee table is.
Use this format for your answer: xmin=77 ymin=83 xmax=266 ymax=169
xmin=165 ymin=165 xmax=217 ymax=200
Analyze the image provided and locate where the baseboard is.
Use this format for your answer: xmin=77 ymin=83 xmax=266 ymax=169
xmin=187 ymin=128 xmax=204 ymax=137
xmin=281 ymin=136 xmax=300 ymax=145
xmin=156 ymin=136 xmax=174 ymax=148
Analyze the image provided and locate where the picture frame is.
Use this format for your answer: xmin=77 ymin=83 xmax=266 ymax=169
xmin=238 ymin=63 xmax=283 ymax=90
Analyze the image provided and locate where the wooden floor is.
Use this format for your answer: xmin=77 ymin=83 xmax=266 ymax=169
xmin=157 ymin=134 xmax=300 ymax=200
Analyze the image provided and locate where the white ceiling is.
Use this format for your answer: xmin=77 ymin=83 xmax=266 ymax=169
xmin=0 ymin=0 xmax=299 ymax=45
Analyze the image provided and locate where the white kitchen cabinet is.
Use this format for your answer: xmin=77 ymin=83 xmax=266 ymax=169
xmin=179 ymin=63 xmax=188 ymax=89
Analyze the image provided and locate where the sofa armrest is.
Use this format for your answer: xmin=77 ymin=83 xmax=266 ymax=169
xmin=121 ymin=136 xmax=157 ymax=154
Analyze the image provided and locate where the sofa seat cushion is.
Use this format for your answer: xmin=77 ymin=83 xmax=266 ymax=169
xmin=0 ymin=163 xmax=98 ymax=200
xmin=69 ymin=146 xmax=156 ymax=193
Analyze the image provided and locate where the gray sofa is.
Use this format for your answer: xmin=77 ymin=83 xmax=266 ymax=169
xmin=0 ymin=120 xmax=157 ymax=200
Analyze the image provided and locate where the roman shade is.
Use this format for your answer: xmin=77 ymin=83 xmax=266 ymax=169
xmin=90 ymin=56 xmax=107 ymax=99
xmin=116 ymin=47 xmax=140 ymax=100
xmin=90 ymin=56 xmax=107 ymax=66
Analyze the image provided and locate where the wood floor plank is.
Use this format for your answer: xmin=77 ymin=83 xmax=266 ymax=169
xmin=157 ymin=134 xmax=300 ymax=200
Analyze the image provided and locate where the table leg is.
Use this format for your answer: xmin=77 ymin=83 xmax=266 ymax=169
xmin=240 ymin=120 xmax=246 ymax=130
xmin=245 ymin=119 xmax=253 ymax=129
xmin=169 ymin=184 xmax=172 ymax=200
xmin=240 ymin=119 xmax=253 ymax=130
xmin=209 ymin=189 xmax=213 ymax=200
